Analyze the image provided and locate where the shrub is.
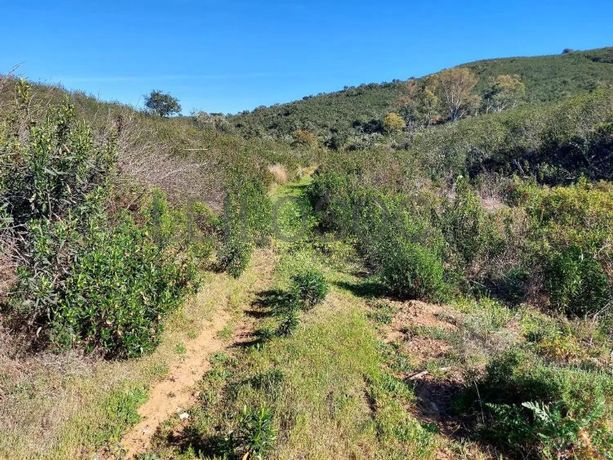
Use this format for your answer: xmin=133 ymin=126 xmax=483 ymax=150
xmin=544 ymin=246 xmax=610 ymax=317
xmin=1 ymin=96 xmax=115 ymax=227
xmin=291 ymin=129 xmax=317 ymax=147
xmin=218 ymin=235 xmax=253 ymax=278
xmin=2 ymin=91 xmax=202 ymax=358
xmin=218 ymin=175 xmax=272 ymax=277
xmin=235 ymin=405 xmax=277 ymax=459
xmin=50 ymin=213 xmax=197 ymax=358
xmin=382 ymin=112 xmax=406 ymax=133
xmin=380 ymin=241 xmax=446 ymax=301
xmin=12 ymin=201 xmax=200 ymax=358
xmin=309 ymin=171 xmax=448 ymax=301
xmin=290 ymin=269 xmax=328 ymax=309
xmin=276 ymin=308 xmax=300 ymax=337
xmin=441 ymin=177 xmax=503 ymax=269
xmin=471 ymin=348 xmax=612 ymax=458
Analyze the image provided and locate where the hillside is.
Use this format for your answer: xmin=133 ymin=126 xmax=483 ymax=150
xmin=230 ymin=47 xmax=613 ymax=141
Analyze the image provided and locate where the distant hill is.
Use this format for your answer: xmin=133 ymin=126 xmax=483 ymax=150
xmin=230 ymin=47 xmax=613 ymax=140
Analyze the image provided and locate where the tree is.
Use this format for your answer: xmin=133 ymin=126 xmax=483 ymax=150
xmin=145 ymin=90 xmax=181 ymax=117
xmin=484 ymin=74 xmax=525 ymax=112
xmin=382 ymin=112 xmax=406 ymax=133
xmin=427 ymin=68 xmax=480 ymax=121
xmin=400 ymin=80 xmax=441 ymax=128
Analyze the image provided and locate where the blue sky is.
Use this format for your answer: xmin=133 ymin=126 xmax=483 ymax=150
xmin=1 ymin=0 xmax=611 ymax=114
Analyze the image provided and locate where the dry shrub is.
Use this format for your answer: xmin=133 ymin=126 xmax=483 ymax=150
xmin=267 ymin=163 xmax=288 ymax=185
xmin=0 ymin=240 xmax=17 ymax=305
xmin=114 ymin=112 xmax=226 ymax=209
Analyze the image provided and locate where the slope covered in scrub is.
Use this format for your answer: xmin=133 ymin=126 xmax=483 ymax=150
xmin=229 ymin=47 xmax=613 ymax=141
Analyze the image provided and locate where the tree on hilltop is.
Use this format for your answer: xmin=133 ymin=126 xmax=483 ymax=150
xmin=145 ymin=90 xmax=181 ymax=117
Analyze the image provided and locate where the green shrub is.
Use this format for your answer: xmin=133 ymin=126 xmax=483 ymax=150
xmin=380 ymin=241 xmax=446 ymax=301
xmin=219 ymin=175 xmax=272 ymax=277
xmin=544 ymin=246 xmax=610 ymax=317
xmin=309 ymin=171 xmax=448 ymax=301
xmin=290 ymin=269 xmax=328 ymax=309
xmin=275 ymin=308 xmax=300 ymax=337
xmin=235 ymin=405 xmax=276 ymax=459
xmin=2 ymin=92 xmax=203 ymax=358
xmin=12 ymin=201 xmax=200 ymax=358
xmin=509 ymin=179 xmax=612 ymax=313
xmin=50 ymin=214 xmax=197 ymax=358
xmin=471 ymin=348 xmax=612 ymax=458
xmin=441 ymin=177 xmax=503 ymax=268
xmin=0 ymin=95 xmax=116 ymax=226
xmin=218 ymin=234 xmax=253 ymax=278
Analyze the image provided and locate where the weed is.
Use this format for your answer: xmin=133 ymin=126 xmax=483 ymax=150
xmin=235 ymin=405 xmax=277 ymax=459
xmin=290 ymin=269 xmax=328 ymax=309
xmin=367 ymin=300 xmax=398 ymax=325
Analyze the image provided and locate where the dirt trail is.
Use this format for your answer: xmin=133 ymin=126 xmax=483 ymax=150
xmin=119 ymin=248 xmax=277 ymax=458
xmin=120 ymin=308 xmax=230 ymax=458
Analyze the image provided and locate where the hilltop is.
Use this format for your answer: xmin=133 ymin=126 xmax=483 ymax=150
xmin=230 ymin=47 xmax=613 ymax=140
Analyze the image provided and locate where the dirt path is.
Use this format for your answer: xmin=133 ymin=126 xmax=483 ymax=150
xmin=120 ymin=308 xmax=230 ymax=458
xmin=119 ymin=247 xmax=278 ymax=458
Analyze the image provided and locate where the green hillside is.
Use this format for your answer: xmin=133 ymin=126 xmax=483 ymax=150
xmin=230 ymin=47 xmax=613 ymax=141
xmin=465 ymin=47 xmax=613 ymax=102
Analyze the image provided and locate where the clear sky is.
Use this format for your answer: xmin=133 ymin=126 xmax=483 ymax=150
xmin=1 ymin=0 xmax=611 ymax=114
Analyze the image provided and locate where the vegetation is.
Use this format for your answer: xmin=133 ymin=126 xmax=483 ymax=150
xmin=1 ymin=86 xmax=206 ymax=358
xmin=427 ymin=67 xmax=480 ymax=121
xmin=218 ymin=174 xmax=272 ymax=278
xmin=144 ymin=90 xmax=182 ymax=117
xmin=142 ymin=180 xmax=436 ymax=459
xmin=290 ymin=269 xmax=328 ymax=309
xmin=467 ymin=345 xmax=612 ymax=458
xmin=1 ymin=46 xmax=611 ymax=459
xmin=230 ymin=47 xmax=613 ymax=145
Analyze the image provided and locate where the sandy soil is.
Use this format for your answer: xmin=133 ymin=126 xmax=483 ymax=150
xmin=120 ymin=309 xmax=230 ymax=458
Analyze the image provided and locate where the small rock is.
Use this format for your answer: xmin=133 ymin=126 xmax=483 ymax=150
xmin=179 ymin=412 xmax=190 ymax=421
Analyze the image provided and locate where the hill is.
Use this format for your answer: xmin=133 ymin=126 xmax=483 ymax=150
xmin=230 ymin=47 xmax=613 ymax=141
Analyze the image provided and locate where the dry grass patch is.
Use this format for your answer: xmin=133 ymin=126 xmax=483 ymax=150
xmin=267 ymin=163 xmax=289 ymax=185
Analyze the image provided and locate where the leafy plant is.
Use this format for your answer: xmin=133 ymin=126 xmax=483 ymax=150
xmin=380 ymin=241 xmax=446 ymax=301
xmin=440 ymin=177 xmax=502 ymax=270
xmin=471 ymin=348 xmax=612 ymax=458
xmin=276 ymin=307 xmax=300 ymax=337
xmin=219 ymin=175 xmax=272 ymax=278
xmin=235 ymin=405 xmax=276 ymax=459
xmin=290 ymin=269 xmax=328 ymax=309
xmin=2 ymin=89 xmax=202 ymax=358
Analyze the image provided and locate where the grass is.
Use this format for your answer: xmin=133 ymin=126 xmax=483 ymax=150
xmin=150 ymin=270 xmax=436 ymax=459
xmin=145 ymin=176 xmax=437 ymax=459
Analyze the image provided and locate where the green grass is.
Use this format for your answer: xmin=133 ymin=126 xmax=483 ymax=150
xmin=146 ymin=176 xmax=436 ymax=459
